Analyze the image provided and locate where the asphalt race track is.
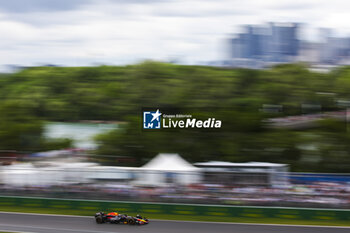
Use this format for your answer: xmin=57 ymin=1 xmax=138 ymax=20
xmin=0 ymin=212 xmax=349 ymax=233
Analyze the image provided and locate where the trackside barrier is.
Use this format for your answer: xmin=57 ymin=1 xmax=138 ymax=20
xmin=0 ymin=196 xmax=350 ymax=221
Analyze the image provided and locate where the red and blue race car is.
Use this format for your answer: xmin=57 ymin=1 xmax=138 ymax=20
xmin=95 ymin=211 xmax=149 ymax=225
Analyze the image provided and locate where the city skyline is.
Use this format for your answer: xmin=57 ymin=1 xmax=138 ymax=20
xmin=229 ymin=22 xmax=350 ymax=69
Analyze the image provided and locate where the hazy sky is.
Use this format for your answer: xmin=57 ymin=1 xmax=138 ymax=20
xmin=0 ymin=0 xmax=349 ymax=69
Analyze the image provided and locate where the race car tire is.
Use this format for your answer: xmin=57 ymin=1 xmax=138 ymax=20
xmin=95 ymin=216 xmax=103 ymax=224
xmin=128 ymin=219 xmax=135 ymax=225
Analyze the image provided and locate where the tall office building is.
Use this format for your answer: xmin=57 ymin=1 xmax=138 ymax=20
xmin=319 ymin=29 xmax=350 ymax=64
xmin=269 ymin=23 xmax=299 ymax=62
xmin=231 ymin=23 xmax=300 ymax=66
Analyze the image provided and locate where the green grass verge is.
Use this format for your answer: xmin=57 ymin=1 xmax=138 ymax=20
xmin=0 ymin=205 xmax=350 ymax=227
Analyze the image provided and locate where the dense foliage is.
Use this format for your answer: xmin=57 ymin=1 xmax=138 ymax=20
xmin=1 ymin=62 xmax=350 ymax=171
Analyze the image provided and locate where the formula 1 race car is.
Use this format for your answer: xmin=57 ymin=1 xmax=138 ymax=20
xmin=95 ymin=211 xmax=149 ymax=225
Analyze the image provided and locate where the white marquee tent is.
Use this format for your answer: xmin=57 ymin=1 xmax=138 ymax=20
xmin=134 ymin=153 xmax=202 ymax=186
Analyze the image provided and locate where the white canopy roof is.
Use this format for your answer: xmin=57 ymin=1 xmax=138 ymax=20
xmin=141 ymin=153 xmax=200 ymax=172
xmin=194 ymin=161 xmax=287 ymax=168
